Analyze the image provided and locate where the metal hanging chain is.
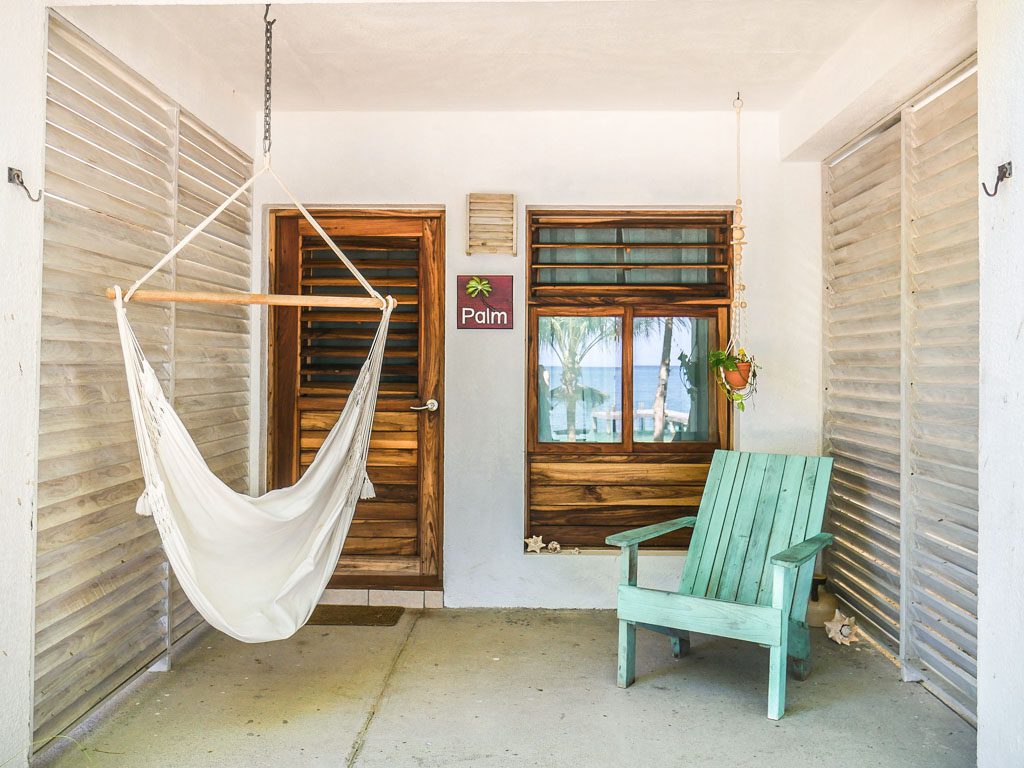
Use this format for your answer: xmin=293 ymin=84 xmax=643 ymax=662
xmin=263 ymin=4 xmax=276 ymax=156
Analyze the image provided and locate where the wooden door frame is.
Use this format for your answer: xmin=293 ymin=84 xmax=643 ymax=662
xmin=266 ymin=208 xmax=445 ymax=590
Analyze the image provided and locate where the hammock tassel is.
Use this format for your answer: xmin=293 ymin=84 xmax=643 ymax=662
xmin=360 ymin=473 xmax=377 ymax=501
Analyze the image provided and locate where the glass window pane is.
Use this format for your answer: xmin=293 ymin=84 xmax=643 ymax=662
xmin=632 ymin=317 xmax=717 ymax=443
xmin=533 ymin=227 xmax=721 ymax=288
xmin=537 ymin=316 xmax=622 ymax=443
xmin=534 ymin=246 xmax=714 ymax=265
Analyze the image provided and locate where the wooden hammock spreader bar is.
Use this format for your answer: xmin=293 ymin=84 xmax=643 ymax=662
xmin=112 ymin=156 xmax=388 ymax=311
xmin=105 ymin=288 xmax=387 ymax=309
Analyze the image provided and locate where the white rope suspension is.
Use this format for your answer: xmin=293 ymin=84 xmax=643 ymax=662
xmin=267 ymin=165 xmax=384 ymax=303
xmin=124 ymin=159 xmax=265 ymax=302
xmin=121 ymin=4 xmax=386 ymax=311
xmin=122 ymin=154 xmax=387 ymax=308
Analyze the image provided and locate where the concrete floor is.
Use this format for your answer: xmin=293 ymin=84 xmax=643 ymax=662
xmin=39 ymin=609 xmax=975 ymax=767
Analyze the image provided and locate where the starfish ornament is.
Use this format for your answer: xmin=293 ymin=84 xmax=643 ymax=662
xmin=524 ymin=535 xmax=545 ymax=553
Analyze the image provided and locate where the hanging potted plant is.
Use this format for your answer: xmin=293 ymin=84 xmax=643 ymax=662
xmin=709 ymin=348 xmax=759 ymax=411
xmin=708 ymin=93 xmax=761 ymax=413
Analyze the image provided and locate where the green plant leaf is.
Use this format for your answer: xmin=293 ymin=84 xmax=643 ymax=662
xmin=709 ymin=347 xmax=760 ymax=411
xmin=466 ymin=276 xmax=492 ymax=298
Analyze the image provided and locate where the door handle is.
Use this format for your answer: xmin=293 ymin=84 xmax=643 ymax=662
xmin=410 ymin=399 xmax=439 ymax=412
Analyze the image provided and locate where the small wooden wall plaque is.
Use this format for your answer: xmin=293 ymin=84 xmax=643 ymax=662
xmin=467 ymin=193 xmax=516 ymax=256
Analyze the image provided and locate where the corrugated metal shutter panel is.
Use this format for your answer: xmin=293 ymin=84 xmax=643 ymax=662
xmin=822 ymin=121 xmax=903 ymax=652
xmin=170 ymin=111 xmax=253 ymax=642
xmin=36 ymin=13 xmax=177 ymax=741
xmin=903 ymin=73 xmax=978 ymax=723
xmin=35 ymin=14 xmax=253 ymax=741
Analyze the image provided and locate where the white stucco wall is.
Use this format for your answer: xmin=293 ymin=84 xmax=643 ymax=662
xmin=252 ymin=110 xmax=823 ymax=607
xmin=780 ymin=0 xmax=976 ymax=161
xmin=977 ymin=1 xmax=1023 ymax=765
xmin=0 ymin=2 xmax=47 ymax=763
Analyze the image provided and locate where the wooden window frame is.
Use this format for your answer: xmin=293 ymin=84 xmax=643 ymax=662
xmin=527 ymin=209 xmax=733 ymax=305
xmin=527 ymin=305 xmax=731 ymax=457
xmin=525 ymin=209 xmax=734 ymax=548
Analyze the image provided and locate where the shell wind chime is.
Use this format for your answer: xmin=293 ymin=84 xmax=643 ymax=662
xmin=708 ymin=93 xmax=760 ymax=412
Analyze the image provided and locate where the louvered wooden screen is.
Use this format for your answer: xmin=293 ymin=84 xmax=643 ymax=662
xmin=299 ymin=235 xmax=421 ymax=558
xmin=822 ymin=122 xmax=904 ymax=653
xmin=467 ymin=193 xmax=515 ymax=255
xmin=36 ymin=14 xmax=177 ymax=741
xmin=823 ymin=68 xmax=980 ymax=724
xmin=170 ymin=110 xmax=253 ymax=641
xmin=902 ymin=74 xmax=979 ymax=723
xmin=35 ymin=14 xmax=252 ymax=743
xmin=528 ymin=210 xmax=732 ymax=300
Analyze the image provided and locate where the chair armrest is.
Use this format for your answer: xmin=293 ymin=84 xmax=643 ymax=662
xmin=770 ymin=533 xmax=834 ymax=569
xmin=605 ymin=516 xmax=698 ymax=548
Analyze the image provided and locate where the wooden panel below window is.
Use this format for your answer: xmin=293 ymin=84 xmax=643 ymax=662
xmin=526 ymin=457 xmax=710 ymax=548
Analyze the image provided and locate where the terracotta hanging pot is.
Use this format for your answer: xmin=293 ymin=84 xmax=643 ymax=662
xmin=724 ymin=362 xmax=752 ymax=389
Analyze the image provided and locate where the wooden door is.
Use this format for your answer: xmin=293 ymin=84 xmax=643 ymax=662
xmin=269 ymin=210 xmax=444 ymax=589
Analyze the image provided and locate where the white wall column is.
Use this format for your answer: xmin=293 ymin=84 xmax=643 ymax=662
xmin=977 ymin=1 xmax=1024 ymax=765
xmin=0 ymin=2 xmax=47 ymax=766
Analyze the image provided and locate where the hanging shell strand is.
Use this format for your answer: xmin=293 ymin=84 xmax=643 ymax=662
xmin=730 ymin=94 xmax=748 ymax=353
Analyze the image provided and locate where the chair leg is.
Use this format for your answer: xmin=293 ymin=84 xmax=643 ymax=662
xmin=670 ymin=631 xmax=691 ymax=659
xmin=618 ymin=620 xmax=636 ymax=688
xmin=768 ymin=566 xmax=795 ymax=720
xmin=788 ymin=656 xmax=811 ymax=681
xmin=768 ymin=642 xmax=787 ymax=720
xmin=787 ymin=621 xmax=811 ymax=681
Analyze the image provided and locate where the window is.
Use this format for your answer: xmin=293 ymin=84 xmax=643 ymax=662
xmin=537 ymin=314 xmax=622 ymax=444
xmin=632 ymin=315 xmax=716 ymax=443
xmin=526 ymin=210 xmax=733 ymax=549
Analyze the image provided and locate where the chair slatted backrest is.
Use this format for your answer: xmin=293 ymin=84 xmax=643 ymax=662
xmin=679 ymin=451 xmax=834 ymax=616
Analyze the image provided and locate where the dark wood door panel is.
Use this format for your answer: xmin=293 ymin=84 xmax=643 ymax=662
xmin=269 ymin=210 xmax=444 ymax=589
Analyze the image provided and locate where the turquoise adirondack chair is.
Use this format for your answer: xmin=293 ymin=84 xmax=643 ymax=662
xmin=605 ymin=450 xmax=835 ymax=720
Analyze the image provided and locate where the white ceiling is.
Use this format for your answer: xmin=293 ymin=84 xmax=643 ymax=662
xmin=69 ymin=1 xmax=888 ymax=111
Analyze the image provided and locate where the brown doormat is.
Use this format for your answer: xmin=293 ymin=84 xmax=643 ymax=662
xmin=308 ymin=605 xmax=405 ymax=626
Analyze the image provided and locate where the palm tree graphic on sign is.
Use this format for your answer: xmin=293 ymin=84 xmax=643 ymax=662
xmin=465 ymin=276 xmax=492 ymax=299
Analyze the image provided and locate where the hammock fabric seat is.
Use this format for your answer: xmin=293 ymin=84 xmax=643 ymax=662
xmin=112 ymin=155 xmax=396 ymax=643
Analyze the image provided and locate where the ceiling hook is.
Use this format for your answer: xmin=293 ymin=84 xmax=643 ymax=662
xmin=982 ymin=161 xmax=1012 ymax=197
xmin=8 ymin=167 xmax=42 ymax=203
xmin=264 ymin=3 xmax=275 ymax=25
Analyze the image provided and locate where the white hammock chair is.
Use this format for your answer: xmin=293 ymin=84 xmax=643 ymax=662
xmin=111 ymin=7 xmax=401 ymax=643
xmin=113 ymin=157 xmax=396 ymax=643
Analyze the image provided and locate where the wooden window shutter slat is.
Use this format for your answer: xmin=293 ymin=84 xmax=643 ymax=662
xmin=467 ymin=192 xmax=516 ymax=255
